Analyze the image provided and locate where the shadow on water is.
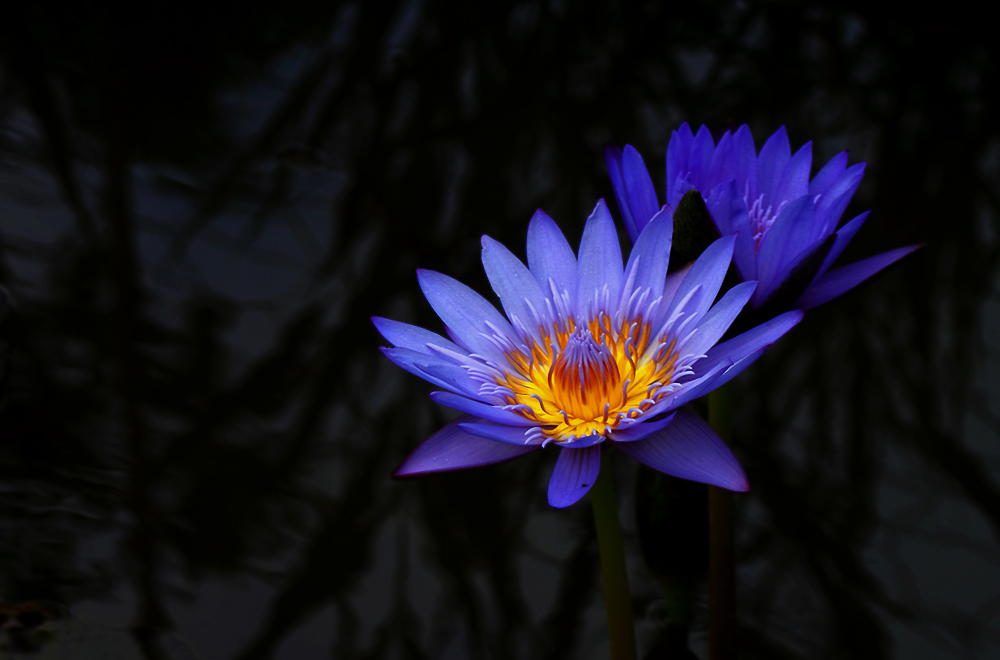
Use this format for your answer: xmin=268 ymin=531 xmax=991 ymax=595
xmin=1 ymin=1 xmax=998 ymax=658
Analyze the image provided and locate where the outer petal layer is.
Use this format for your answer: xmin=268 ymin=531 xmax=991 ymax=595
xmin=614 ymin=407 xmax=749 ymax=491
xmin=795 ymin=245 xmax=920 ymax=310
xmin=393 ymin=416 xmax=537 ymax=477
xmin=547 ymin=445 xmax=602 ymax=508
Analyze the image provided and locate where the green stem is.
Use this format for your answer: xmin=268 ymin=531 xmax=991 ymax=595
xmin=708 ymin=385 xmax=736 ymax=660
xmin=590 ymin=449 xmax=637 ymax=660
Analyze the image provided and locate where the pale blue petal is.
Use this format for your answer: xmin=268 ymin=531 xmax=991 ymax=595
xmin=678 ymin=281 xmax=756 ymax=357
xmin=623 ymin=206 xmax=673 ymax=304
xmin=615 ymin=407 xmax=748 ymax=491
xmin=459 ymin=421 xmax=545 ymax=445
xmin=576 ymin=199 xmax=623 ymax=318
xmin=482 ymin=235 xmax=552 ymax=342
xmin=417 ymin=269 xmax=518 ymax=367
xmin=393 ymin=415 xmax=537 ymax=477
xmin=795 ymin=246 xmax=920 ymax=310
xmin=623 ymin=145 xmax=660 ymax=236
xmin=372 ymin=317 xmax=465 ymax=357
xmin=526 ymin=209 xmax=578 ymax=309
xmin=661 ymin=262 xmax=692 ymax=311
xmin=381 ymin=347 xmax=479 ymax=396
xmin=669 ymin=235 xmax=736 ymax=323
xmin=610 ymin=413 xmax=676 ymax=443
xmin=547 ymin=445 xmax=602 ymax=508
xmin=430 ymin=391 xmax=538 ymax=426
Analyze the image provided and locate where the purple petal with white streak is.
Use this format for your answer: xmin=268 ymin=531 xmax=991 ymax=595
xmin=576 ymin=200 xmax=623 ymax=317
xmin=372 ymin=317 xmax=465 ymax=357
xmin=526 ymin=209 xmax=578 ymax=309
xmin=696 ymin=310 xmax=804 ymax=377
xmin=459 ymin=421 xmax=545 ymax=446
xmin=623 ymin=206 xmax=673 ymax=303
xmin=430 ymin=391 xmax=538 ymax=427
xmin=482 ymin=235 xmax=551 ymax=342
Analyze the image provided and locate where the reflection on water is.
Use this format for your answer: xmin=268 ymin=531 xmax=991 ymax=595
xmin=0 ymin=1 xmax=998 ymax=659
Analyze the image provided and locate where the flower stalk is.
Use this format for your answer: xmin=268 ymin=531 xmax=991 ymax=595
xmin=590 ymin=449 xmax=637 ymax=660
xmin=708 ymin=385 xmax=735 ymax=660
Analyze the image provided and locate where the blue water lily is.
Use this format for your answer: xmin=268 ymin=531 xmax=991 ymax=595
xmin=374 ymin=200 xmax=801 ymax=508
xmin=606 ymin=123 xmax=919 ymax=311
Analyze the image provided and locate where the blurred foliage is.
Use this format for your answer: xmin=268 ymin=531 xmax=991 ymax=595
xmin=0 ymin=0 xmax=998 ymax=658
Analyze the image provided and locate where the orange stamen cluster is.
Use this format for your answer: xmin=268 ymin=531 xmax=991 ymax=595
xmin=502 ymin=313 xmax=679 ymax=442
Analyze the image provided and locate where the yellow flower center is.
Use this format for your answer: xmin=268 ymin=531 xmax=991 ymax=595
xmin=501 ymin=314 xmax=680 ymax=442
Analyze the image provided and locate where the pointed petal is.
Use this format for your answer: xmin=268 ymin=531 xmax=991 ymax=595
xmin=729 ymin=195 xmax=758 ymax=281
xmin=753 ymin=233 xmax=836 ymax=311
xmin=813 ymin=211 xmax=870 ymax=281
xmin=527 ymin=208 xmax=578 ymax=309
xmin=754 ymin=195 xmax=817 ymax=301
xmin=622 ymin=145 xmax=660 ymax=237
xmin=732 ymin=124 xmax=757 ymax=200
xmin=547 ymin=445 xmax=602 ymax=508
xmin=661 ymin=262 xmax=693 ymax=311
xmin=666 ymin=123 xmax=695 ymax=206
xmin=459 ymin=421 xmax=545 ymax=445
xmin=381 ymin=347 xmax=479 ymax=396
xmin=708 ymin=131 xmax=736 ymax=192
xmin=775 ymin=141 xmax=812 ymax=203
xmin=679 ymin=281 xmax=756 ymax=357
xmin=604 ymin=144 xmax=640 ymax=242
xmin=689 ymin=125 xmax=717 ymax=192
xmin=795 ymin=245 xmax=920 ymax=310
xmin=705 ymin=180 xmax=743 ymax=240
xmin=697 ymin=310 xmax=804 ymax=376
xmin=417 ymin=269 xmax=517 ymax=366
xmin=576 ymin=199 xmax=623 ymax=317
xmin=610 ymin=413 xmax=676 ymax=443
xmin=429 ymin=391 xmax=537 ymax=426
xmin=814 ymin=163 xmax=865 ymax=238
xmin=670 ymin=235 xmax=736 ymax=323
xmin=393 ymin=416 xmax=537 ymax=477
xmin=372 ymin=317 xmax=465 ymax=357
xmin=623 ymin=206 xmax=673 ymax=303
xmin=482 ymin=235 xmax=551 ymax=342
xmin=808 ymin=151 xmax=849 ymax=197
xmin=615 ymin=407 xmax=748 ymax=491
xmin=757 ymin=126 xmax=791 ymax=204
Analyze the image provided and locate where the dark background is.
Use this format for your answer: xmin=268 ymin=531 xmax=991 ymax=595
xmin=0 ymin=1 xmax=997 ymax=658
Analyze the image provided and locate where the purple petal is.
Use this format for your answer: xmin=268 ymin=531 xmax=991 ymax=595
xmin=430 ymin=391 xmax=537 ymax=427
xmin=754 ymin=196 xmax=817 ymax=304
xmin=669 ymin=235 xmax=736 ymax=323
xmin=459 ymin=421 xmax=545 ymax=445
xmin=775 ymin=141 xmax=812 ymax=203
xmin=705 ymin=179 xmax=742 ymax=241
xmin=372 ymin=317 xmax=465 ymax=357
xmin=623 ymin=206 xmax=673 ymax=304
xmin=576 ymin=199 xmax=623 ymax=317
xmin=814 ymin=163 xmax=865 ymax=238
xmin=417 ymin=269 xmax=518 ymax=367
xmin=678 ymin=281 xmax=756 ymax=357
xmin=393 ymin=415 xmax=537 ymax=477
xmin=794 ymin=245 xmax=920 ymax=310
xmin=756 ymin=126 xmax=791 ymax=204
xmin=688 ymin=125 xmax=717 ymax=192
xmin=615 ymin=407 xmax=748 ymax=491
xmin=604 ymin=145 xmax=640 ymax=242
xmin=708 ymin=131 xmax=736 ymax=193
xmin=813 ymin=211 xmax=870 ymax=281
xmin=526 ymin=209 xmax=578 ymax=308
xmin=482 ymin=235 xmax=551 ymax=342
xmin=610 ymin=413 xmax=676 ymax=443
xmin=661 ymin=262 xmax=692 ymax=311
xmin=666 ymin=123 xmax=695 ymax=207
xmin=622 ymin=145 xmax=660 ymax=237
xmin=732 ymin=125 xmax=758 ymax=200
xmin=381 ymin=347 xmax=478 ymax=396
xmin=697 ymin=310 xmax=804 ymax=376
xmin=808 ymin=151 xmax=849 ymax=198
xmin=547 ymin=445 xmax=602 ymax=508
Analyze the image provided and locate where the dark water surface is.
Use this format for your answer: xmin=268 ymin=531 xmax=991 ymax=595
xmin=1 ymin=1 xmax=998 ymax=658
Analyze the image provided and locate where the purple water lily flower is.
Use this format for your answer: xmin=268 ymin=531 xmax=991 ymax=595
xmin=374 ymin=199 xmax=802 ymax=508
xmin=606 ymin=123 xmax=919 ymax=311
